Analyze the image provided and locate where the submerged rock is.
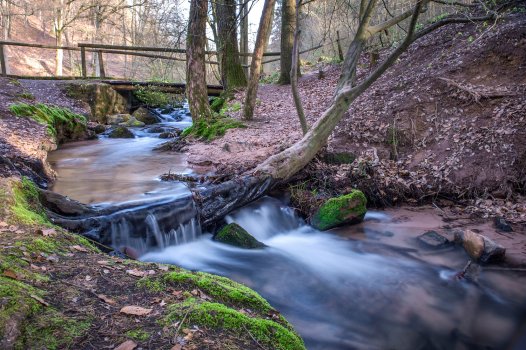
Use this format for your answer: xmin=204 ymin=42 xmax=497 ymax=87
xmin=311 ymin=190 xmax=367 ymax=230
xmin=133 ymin=107 xmax=161 ymax=125
xmin=494 ymin=217 xmax=513 ymax=232
xmin=108 ymin=126 xmax=134 ymax=138
xmin=417 ymin=231 xmax=451 ymax=248
xmin=454 ymin=229 xmax=506 ymax=263
xmin=214 ymin=223 xmax=265 ymax=249
xmin=91 ymin=123 xmax=107 ymax=134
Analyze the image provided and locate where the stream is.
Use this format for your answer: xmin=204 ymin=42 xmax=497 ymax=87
xmin=48 ymin=106 xmax=526 ymax=350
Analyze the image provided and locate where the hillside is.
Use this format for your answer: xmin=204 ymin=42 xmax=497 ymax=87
xmin=185 ymin=12 xmax=526 ymax=222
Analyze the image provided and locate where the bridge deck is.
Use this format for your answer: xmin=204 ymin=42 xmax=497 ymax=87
xmin=103 ymin=80 xmax=224 ymax=96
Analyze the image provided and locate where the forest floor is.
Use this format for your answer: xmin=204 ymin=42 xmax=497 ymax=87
xmin=186 ymin=13 xmax=526 ymax=224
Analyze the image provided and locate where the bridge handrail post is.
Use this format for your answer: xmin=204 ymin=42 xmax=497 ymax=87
xmin=0 ymin=44 xmax=7 ymax=76
xmin=97 ymin=50 xmax=106 ymax=78
xmin=80 ymin=46 xmax=87 ymax=78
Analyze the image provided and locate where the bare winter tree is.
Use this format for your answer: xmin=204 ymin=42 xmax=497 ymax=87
xmin=277 ymin=0 xmax=296 ymax=84
xmin=243 ymin=0 xmax=276 ymax=120
xmin=215 ymin=0 xmax=247 ymax=90
xmin=254 ymin=0 xmax=512 ymax=179
xmin=186 ymin=0 xmax=213 ymax=122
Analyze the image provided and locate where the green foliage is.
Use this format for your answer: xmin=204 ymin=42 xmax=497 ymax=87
xmin=137 ymin=276 xmax=166 ymax=292
xmin=164 ymin=270 xmax=272 ymax=312
xmin=125 ymin=329 xmax=150 ymax=341
xmin=11 ymin=177 xmax=50 ymax=226
xmin=9 ymin=103 xmax=87 ymax=139
xmin=165 ymin=298 xmax=305 ymax=350
xmin=311 ymin=190 xmax=367 ymax=230
xmin=260 ymin=71 xmax=280 ymax=84
xmin=133 ymin=85 xmax=181 ymax=107
xmin=16 ymin=92 xmax=35 ymax=100
xmin=210 ymin=97 xmax=226 ymax=113
xmin=181 ymin=116 xmax=245 ymax=141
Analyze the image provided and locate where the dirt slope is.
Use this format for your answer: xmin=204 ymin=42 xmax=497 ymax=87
xmin=185 ymin=13 xmax=526 ymax=222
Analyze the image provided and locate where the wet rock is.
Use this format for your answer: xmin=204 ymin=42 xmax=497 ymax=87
xmin=107 ymin=113 xmax=131 ymax=125
xmin=145 ymin=126 xmax=166 ymax=133
xmin=108 ymin=126 xmax=134 ymax=138
xmin=417 ymin=231 xmax=451 ymax=248
xmin=153 ymin=138 xmax=187 ymax=151
xmin=91 ymin=123 xmax=107 ymax=134
xmin=454 ymin=229 xmax=506 ymax=263
xmin=311 ymin=190 xmax=367 ymax=230
xmin=119 ymin=116 xmax=145 ymax=127
xmin=159 ymin=131 xmax=178 ymax=139
xmin=133 ymin=107 xmax=161 ymax=125
xmin=214 ymin=223 xmax=266 ymax=249
xmin=494 ymin=217 xmax=513 ymax=232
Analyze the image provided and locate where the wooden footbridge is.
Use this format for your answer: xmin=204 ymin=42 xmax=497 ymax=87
xmin=0 ymin=40 xmax=230 ymax=95
xmin=0 ymin=38 xmax=338 ymax=97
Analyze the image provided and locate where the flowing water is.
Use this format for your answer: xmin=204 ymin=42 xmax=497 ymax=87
xmin=49 ymin=106 xmax=526 ymax=350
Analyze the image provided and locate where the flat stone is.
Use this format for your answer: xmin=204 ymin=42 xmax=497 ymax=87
xmin=494 ymin=217 xmax=513 ymax=232
xmin=417 ymin=230 xmax=451 ymax=248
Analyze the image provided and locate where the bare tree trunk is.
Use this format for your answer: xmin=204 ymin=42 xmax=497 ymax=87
xmin=255 ymin=0 xmax=428 ymax=179
xmin=290 ymin=0 xmax=307 ymax=134
xmin=54 ymin=3 xmax=64 ymax=77
xmin=186 ymin=0 xmax=213 ymax=122
xmin=278 ymin=0 xmax=296 ymax=84
xmin=239 ymin=0 xmax=249 ymax=77
xmin=243 ymin=0 xmax=276 ymax=120
xmin=216 ymin=0 xmax=247 ymax=90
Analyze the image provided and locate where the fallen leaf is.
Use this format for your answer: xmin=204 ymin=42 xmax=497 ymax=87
xmin=30 ymin=294 xmax=49 ymax=307
xmin=114 ymin=340 xmax=137 ymax=350
xmin=126 ymin=269 xmax=145 ymax=277
xmin=97 ymin=294 xmax=116 ymax=305
xmin=37 ymin=228 xmax=57 ymax=237
xmin=171 ymin=345 xmax=182 ymax=350
xmin=120 ymin=305 xmax=152 ymax=316
xmin=3 ymin=269 xmax=19 ymax=280
xmin=71 ymin=245 xmax=89 ymax=253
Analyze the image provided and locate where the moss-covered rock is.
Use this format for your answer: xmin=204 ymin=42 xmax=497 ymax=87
xmin=107 ymin=113 xmax=131 ymax=125
xmin=65 ymin=82 xmax=128 ymax=123
xmin=9 ymin=103 xmax=88 ymax=144
xmin=214 ymin=223 xmax=265 ymax=249
xmin=108 ymin=126 xmax=134 ymax=138
xmin=311 ymin=190 xmax=367 ymax=230
xmin=165 ymin=298 xmax=305 ymax=350
xmin=132 ymin=107 xmax=160 ymax=125
xmin=119 ymin=116 xmax=145 ymax=127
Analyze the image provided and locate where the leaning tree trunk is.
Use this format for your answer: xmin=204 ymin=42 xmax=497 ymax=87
xmin=243 ymin=0 xmax=276 ymax=120
xmin=278 ymin=0 xmax=296 ymax=85
xmin=216 ymin=0 xmax=247 ymax=90
xmin=186 ymin=0 xmax=213 ymax=122
xmin=255 ymin=0 xmax=428 ymax=179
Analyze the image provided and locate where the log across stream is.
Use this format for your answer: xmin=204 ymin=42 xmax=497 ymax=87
xmin=46 ymin=106 xmax=526 ymax=350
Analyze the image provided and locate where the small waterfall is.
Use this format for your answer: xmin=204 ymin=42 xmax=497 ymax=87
xmin=101 ymin=194 xmax=201 ymax=254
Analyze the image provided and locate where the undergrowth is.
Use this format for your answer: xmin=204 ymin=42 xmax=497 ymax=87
xmin=9 ymin=103 xmax=86 ymax=140
xmin=181 ymin=116 xmax=244 ymax=141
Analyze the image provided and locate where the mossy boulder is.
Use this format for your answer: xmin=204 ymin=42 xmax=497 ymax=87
xmin=311 ymin=190 xmax=367 ymax=230
xmin=108 ymin=126 xmax=134 ymax=138
xmin=119 ymin=116 xmax=145 ymax=127
xmin=65 ymin=82 xmax=128 ymax=123
xmin=132 ymin=107 xmax=160 ymax=125
xmin=107 ymin=113 xmax=130 ymax=125
xmin=214 ymin=223 xmax=265 ymax=249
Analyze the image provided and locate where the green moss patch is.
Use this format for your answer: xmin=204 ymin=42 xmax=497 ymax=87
xmin=11 ymin=177 xmax=50 ymax=227
xmin=125 ymin=328 xmax=150 ymax=341
xmin=311 ymin=190 xmax=367 ymax=230
xmin=9 ymin=103 xmax=87 ymax=143
xmin=181 ymin=116 xmax=245 ymax=141
xmin=165 ymin=298 xmax=305 ymax=350
xmin=214 ymin=223 xmax=266 ymax=249
xmin=19 ymin=309 xmax=91 ymax=350
xmin=163 ymin=270 xmax=272 ymax=313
